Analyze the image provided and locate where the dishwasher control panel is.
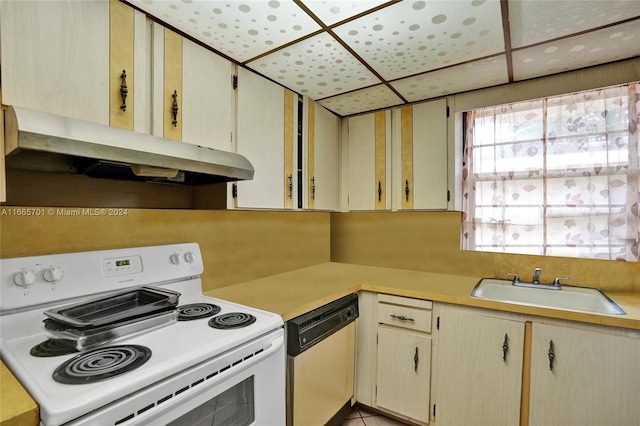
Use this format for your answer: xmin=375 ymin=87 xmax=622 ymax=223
xmin=286 ymin=293 xmax=358 ymax=356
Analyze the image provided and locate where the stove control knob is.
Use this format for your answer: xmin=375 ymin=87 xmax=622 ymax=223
xmin=13 ymin=270 xmax=36 ymax=287
xmin=43 ymin=267 xmax=63 ymax=283
xmin=170 ymin=253 xmax=180 ymax=265
xmin=184 ymin=252 xmax=194 ymax=263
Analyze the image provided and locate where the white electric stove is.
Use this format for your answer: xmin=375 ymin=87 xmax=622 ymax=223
xmin=0 ymin=243 xmax=285 ymax=426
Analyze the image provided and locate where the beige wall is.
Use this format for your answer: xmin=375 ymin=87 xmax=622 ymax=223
xmin=331 ymin=211 xmax=640 ymax=292
xmin=0 ymin=209 xmax=331 ymax=291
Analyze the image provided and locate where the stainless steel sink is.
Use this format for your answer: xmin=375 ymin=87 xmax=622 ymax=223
xmin=471 ymin=278 xmax=625 ymax=315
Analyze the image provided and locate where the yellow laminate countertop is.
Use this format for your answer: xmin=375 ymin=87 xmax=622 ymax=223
xmin=4 ymin=262 xmax=639 ymax=426
xmin=0 ymin=362 xmax=38 ymax=426
xmin=206 ymin=262 xmax=640 ymax=330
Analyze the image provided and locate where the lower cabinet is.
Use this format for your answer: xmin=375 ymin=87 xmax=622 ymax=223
xmin=435 ymin=306 xmax=525 ymax=426
xmin=434 ymin=303 xmax=640 ymax=426
xmin=529 ymin=322 xmax=640 ymax=426
xmin=376 ymin=326 xmax=431 ymax=423
xmin=355 ymin=292 xmax=433 ymax=425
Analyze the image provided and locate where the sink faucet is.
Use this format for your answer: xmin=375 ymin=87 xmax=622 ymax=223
xmin=533 ymin=268 xmax=541 ymax=285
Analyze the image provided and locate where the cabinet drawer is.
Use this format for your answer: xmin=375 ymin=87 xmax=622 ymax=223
xmin=378 ymin=296 xmax=432 ymax=333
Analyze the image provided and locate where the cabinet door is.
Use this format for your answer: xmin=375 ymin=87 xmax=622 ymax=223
xmin=182 ymin=39 xmax=235 ymax=151
xmin=348 ymin=111 xmax=389 ymax=210
xmin=235 ymin=68 xmax=288 ymax=209
xmin=1 ymin=1 xmax=109 ymax=125
xmin=307 ymin=100 xmax=339 ymax=211
xmin=394 ymin=99 xmax=448 ymax=210
xmin=376 ymin=325 xmax=431 ymax=423
xmin=530 ymin=323 xmax=640 ymax=426
xmin=436 ymin=308 xmax=524 ymax=426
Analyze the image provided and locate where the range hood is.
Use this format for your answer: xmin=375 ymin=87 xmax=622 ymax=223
xmin=4 ymin=106 xmax=254 ymax=185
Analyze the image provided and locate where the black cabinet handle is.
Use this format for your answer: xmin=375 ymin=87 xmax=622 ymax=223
xmin=414 ymin=346 xmax=419 ymax=372
xmin=311 ymin=177 xmax=316 ymax=200
xmin=378 ymin=181 xmax=382 ymax=202
xmin=390 ymin=314 xmax=415 ymax=322
xmin=503 ymin=333 xmax=509 ymax=362
xmin=288 ymin=174 xmax=293 ymax=199
xmin=405 ymin=179 xmax=410 ymax=201
xmin=120 ymin=70 xmax=128 ymax=112
xmin=548 ymin=340 xmax=555 ymax=371
xmin=171 ymin=90 xmax=179 ymax=127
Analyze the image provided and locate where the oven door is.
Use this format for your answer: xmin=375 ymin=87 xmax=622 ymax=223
xmin=71 ymin=329 xmax=285 ymax=426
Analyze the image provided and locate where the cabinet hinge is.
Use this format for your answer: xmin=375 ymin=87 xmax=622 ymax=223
xmin=436 ymin=316 xmax=440 ymax=330
xmin=446 ymin=106 xmax=450 ymax=118
xmin=232 ymin=183 xmax=238 ymax=199
xmin=447 ymin=190 xmax=450 ymax=202
xmin=232 ymin=75 xmax=238 ymax=90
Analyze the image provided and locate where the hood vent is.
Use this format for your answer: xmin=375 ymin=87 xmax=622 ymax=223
xmin=4 ymin=106 xmax=254 ymax=185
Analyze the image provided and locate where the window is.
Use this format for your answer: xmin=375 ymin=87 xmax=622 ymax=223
xmin=461 ymin=82 xmax=639 ymax=261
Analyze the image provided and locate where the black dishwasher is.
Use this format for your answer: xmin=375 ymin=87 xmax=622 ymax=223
xmin=286 ymin=293 xmax=359 ymax=426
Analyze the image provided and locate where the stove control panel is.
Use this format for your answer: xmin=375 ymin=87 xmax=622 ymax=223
xmin=102 ymin=255 xmax=143 ymax=277
xmin=0 ymin=243 xmax=203 ymax=312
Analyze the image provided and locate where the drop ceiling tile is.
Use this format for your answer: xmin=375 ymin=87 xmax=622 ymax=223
xmin=391 ymin=55 xmax=508 ymax=102
xmin=317 ymin=84 xmax=403 ymax=116
xmin=509 ymin=0 xmax=640 ymax=49
xmin=245 ymin=32 xmax=381 ymax=99
xmin=512 ymin=20 xmax=640 ymax=81
xmin=332 ymin=0 xmax=504 ymax=80
xmin=128 ymin=0 xmax=321 ymax=62
xmin=300 ymin=0 xmax=391 ymax=26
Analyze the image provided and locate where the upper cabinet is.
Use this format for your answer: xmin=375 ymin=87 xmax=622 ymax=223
xmin=305 ymin=100 xmax=340 ymax=211
xmin=1 ymin=1 xmax=110 ymax=125
xmin=232 ymin=67 xmax=293 ymax=209
xmin=391 ymin=99 xmax=449 ymax=210
xmin=347 ymin=111 xmax=391 ymax=211
xmin=1 ymin=0 xmax=235 ymax=152
xmin=150 ymin=24 xmax=235 ymax=150
xmin=344 ymin=99 xmax=448 ymax=211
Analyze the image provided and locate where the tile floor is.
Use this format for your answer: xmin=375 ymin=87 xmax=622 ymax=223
xmin=341 ymin=406 xmax=410 ymax=426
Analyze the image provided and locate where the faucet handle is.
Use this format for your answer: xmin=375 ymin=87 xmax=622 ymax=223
xmin=506 ymin=272 xmax=520 ymax=284
xmin=553 ymin=277 xmax=569 ymax=287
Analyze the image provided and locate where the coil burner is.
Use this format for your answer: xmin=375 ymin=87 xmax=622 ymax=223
xmin=208 ymin=313 xmax=256 ymax=330
xmin=52 ymin=345 xmax=151 ymax=385
xmin=177 ymin=303 xmax=221 ymax=321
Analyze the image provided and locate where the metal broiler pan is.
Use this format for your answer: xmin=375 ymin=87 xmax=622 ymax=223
xmin=43 ymin=286 xmax=180 ymax=328
xmin=43 ymin=309 xmax=178 ymax=351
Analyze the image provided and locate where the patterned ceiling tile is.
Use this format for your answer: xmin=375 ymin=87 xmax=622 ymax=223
xmin=512 ymin=20 xmax=640 ymax=81
xmin=391 ymin=55 xmax=509 ymax=102
xmin=129 ymin=0 xmax=320 ymax=62
xmin=317 ymin=84 xmax=403 ymax=116
xmin=509 ymin=0 xmax=640 ymax=49
xmin=245 ymin=32 xmax=381 ymax=99
xmin=332 ymin=0 xmax=504 ymax=80
xmin=300 ymin=0 xmax=391 ymax=26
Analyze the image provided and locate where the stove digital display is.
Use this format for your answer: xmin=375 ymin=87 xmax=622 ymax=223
xmin=115 ymin=259 xmax=130 ymax=267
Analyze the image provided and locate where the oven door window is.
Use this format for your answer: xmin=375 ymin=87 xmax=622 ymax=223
xmin=167 ymin=376 xmax=255 ymax=426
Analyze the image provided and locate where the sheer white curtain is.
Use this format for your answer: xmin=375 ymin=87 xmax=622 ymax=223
xmin=462 ymin=82 xmax=639 ymax=261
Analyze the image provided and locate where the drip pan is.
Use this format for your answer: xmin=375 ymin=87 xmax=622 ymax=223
xmin=43 ymin=286 xmax=181 ymax=328
xmin=44 ymin=309 xmax=178 ymax=351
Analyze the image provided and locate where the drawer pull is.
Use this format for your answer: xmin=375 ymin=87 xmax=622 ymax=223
xmin=390 ymin=314 xmax=415 ymax=322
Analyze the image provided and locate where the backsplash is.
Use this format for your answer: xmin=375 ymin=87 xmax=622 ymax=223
xmin=331 ymin=211 xmax=640 ymax=292
xmin=0 ymin=208 xmax=331 ymax=292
